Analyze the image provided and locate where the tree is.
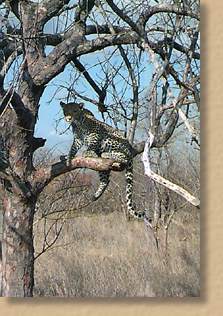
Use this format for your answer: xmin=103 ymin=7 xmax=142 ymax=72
xmin=0 ymin=0 xmax=200 ymax=296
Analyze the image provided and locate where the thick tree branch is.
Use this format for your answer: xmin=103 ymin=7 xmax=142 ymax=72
xmin=28 ymin=0 xmax=96 ymax=86
xmin=30 ymin=31 xmax=84 ymax=85
xmin=31 ymin=156 xmax=126 ymax=195
xmin=85 ymin=24 xmax=128 ymax=35
xmin=45 ymin=31 xmax=200 ymax=60
xmin=31 ymin=31 xmax=138 ymax=86
xmin=76 ymin=32 xmax=137 ymax=55
xmin=77 ymin=33 xmax=200 ymax=60
xmin=45 ymin=25 xmax=130 ymax=46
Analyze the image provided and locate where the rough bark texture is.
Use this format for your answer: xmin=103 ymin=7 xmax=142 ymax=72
xmin=0 ymin=99 xmax=42 ymax=297
xmin=1 ymin=194 xmax=35 ymax=297
xmin=0 ymin=0 xmax=45 ymax=296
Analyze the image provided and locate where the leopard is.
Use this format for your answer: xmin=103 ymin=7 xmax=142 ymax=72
xmin=60 ymin=101 xmax=145 ymax=220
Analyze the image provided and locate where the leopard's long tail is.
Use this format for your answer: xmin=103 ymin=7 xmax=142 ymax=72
xmin=125 ymin=159 xmax=145 ymax=220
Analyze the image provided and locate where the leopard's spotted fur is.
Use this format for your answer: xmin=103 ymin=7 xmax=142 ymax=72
xmin=60 ymin=101 xmax=145 ymax=220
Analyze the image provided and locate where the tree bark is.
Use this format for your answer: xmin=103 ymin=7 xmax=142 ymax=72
xmin=1 ymin=192 xmax=35 ymax=297
xmin=0 ymin=69 xmax=42 ymax=297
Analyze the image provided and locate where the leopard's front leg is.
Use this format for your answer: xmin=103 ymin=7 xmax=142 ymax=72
xmin=67 ymin=138 xmax=82 ymax=165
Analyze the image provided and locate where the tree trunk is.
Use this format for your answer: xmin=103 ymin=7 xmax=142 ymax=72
xmin=1 ymin=191 xmax=35 ymax=297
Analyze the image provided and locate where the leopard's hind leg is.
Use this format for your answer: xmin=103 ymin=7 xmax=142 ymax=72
xmin=93 ymin=151 xmax=126 ymax=201
xmin=93 ymin=170 xmax=110 ymax=201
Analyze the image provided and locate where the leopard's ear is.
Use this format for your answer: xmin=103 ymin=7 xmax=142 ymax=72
xmin=60 ymin=101 xmax=65 ymax=107
xmin=79 ymin=102 xmax=84 ymax=109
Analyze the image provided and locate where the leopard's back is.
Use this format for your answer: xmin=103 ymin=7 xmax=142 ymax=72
xmin=74 ymin=112 xmax=134 ymax=159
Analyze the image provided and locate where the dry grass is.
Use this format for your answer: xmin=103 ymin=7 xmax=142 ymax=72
xmin=31 ymin=148 xmax=200 ymax=297
xmin=34 ymin=208 xmax=200 ymax=297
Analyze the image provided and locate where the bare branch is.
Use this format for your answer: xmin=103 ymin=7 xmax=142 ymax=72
xmin=74 ymin=0 xmax=95 ymax=24
xmin=106 ymin=1 xmax=199 ymax=34
xmin=139 ymin=3 xmax=199 ymax=26
xmin=72 ymin=58 xmax=107 ymax=112
xmin=118 ymin=46 xmax=139 ymax=144
xmin=106 ymin=0 xmax=141 ymax=34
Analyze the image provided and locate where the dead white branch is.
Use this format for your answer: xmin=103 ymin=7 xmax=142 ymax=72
xmin=141 ymin=132 xmax=200 ymax=207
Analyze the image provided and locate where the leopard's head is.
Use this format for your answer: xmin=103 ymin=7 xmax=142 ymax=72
xmin=60 ymin=102 xmax=85 ymax=122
